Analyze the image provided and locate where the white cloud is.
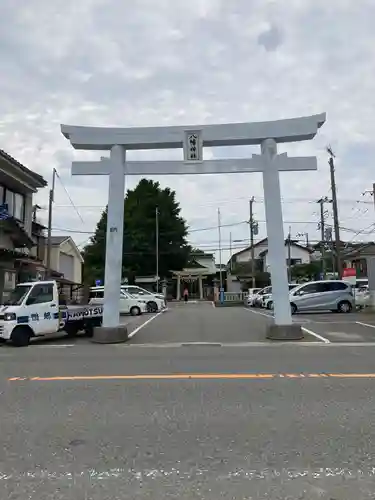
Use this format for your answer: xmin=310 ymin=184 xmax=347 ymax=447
xmin=1 ymin=0 xmax=375 ymax=264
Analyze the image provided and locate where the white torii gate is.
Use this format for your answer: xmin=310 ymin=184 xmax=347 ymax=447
xmin=61 ymin=113 xmax=326 ymax=339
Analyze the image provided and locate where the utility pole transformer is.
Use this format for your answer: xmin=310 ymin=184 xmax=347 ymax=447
xmin=362 ymin=183 xmax=375 ymax=212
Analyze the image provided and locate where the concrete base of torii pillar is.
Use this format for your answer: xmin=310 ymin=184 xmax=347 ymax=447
xmin=91 ymin=325 xmax=129 ymax=344
xmin=361 ymin=257 xmax=375 ymax=314
xmin=266 ymin=324 xmax=304 ymax=341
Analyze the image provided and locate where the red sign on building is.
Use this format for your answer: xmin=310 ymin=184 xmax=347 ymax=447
xmin=342 ymin=268 xmax=356 ymax=278
xmin=342 ymin=267 xmax=356 ymax=284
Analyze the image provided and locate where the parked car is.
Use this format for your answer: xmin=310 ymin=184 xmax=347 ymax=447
xmin=121 ymin=285 xmax=166 ymax=313
xmin=354 ymin=285 xmax=369 ymax=309
xmin=263 ymin=284 xmax=299 ymax=309
xmin=246 ymin=288 xmax=262 ymax=306
xmin=89 ymin=287 xmax=147 ymax=316
xmin=289 ymin=280 xmax=354 ymax=314
xmin=252 ymin=286 xmax=272 ymax=307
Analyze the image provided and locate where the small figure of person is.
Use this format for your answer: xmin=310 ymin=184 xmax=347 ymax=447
xmin=183 ymin=287 xmax=189 ymax=303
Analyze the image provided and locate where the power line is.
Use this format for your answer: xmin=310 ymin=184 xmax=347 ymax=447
xmin=48 ymin=197 xmax=375 ymax=211
xmin=54 ymin=171 xmax=84 ymax=223
xmin=50 ymin=219 xmax=375 ymax=237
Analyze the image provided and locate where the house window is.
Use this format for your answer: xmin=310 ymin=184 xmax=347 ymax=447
xmin=0 ymin=185 xmax=4 ymax=204
xmin=5 ymin=189 xmax=14 ymax=215
xmin=286 ymin=258 xmax=302 ymax=266
xmin=3 ymin=188 xmax=25 ymax=221
xmin=14 ymin=193 xmax=24 ymax=221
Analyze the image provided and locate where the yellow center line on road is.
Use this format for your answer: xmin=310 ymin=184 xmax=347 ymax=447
xmin=7 ymin=373 xmax=375 ymax=382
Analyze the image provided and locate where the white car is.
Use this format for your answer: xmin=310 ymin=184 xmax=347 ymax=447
xmin=354 ymin=285 xmax=369 ymax=309
xmin=89 ymin=287 xmax=147 ymax=315
xmin=246 ymin=288 xmax=262 ymax=306
xmin=121 ymin=285 xmax=166 ymax=313
xmin=262 ymin=284 xmax=299 ymax=309
xmin=252 ymin=286 xmax=272 ymax=307
xmin=261 ymin=293 xmax=273 ymax=309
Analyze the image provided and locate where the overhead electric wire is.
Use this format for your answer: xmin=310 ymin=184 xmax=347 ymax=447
xmin=54 ymin=171 xmax=84 ymax=223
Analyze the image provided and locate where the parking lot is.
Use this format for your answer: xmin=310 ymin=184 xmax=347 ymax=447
xmin=3 ymin=302 xmax=375 ymax=349
xmin=119 ymin=302 xmax=375 ymax=347
xmin=247 ymin=306 xmax=375 ymax=344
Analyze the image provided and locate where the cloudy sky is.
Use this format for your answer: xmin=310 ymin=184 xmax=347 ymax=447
xmin=1 ymin=0 xmax=375 ymax=264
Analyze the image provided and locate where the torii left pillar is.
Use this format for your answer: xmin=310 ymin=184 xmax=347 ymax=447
xmin=102 ymin=145 xmax=125 ymax=327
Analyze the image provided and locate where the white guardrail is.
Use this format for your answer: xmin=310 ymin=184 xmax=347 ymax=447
xmin=222 ymin=292 xmax=248 ymax=302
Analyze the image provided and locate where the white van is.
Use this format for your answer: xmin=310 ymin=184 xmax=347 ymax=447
xmin=89 ymin=287 xmax=147 ymax=316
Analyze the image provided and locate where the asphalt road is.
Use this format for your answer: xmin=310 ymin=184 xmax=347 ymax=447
xmin=2 ymin=303 xmax=375 ymax=499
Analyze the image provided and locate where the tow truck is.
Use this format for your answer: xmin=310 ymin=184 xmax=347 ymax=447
xmin=0 ymin=280 xmax=104 ymax=346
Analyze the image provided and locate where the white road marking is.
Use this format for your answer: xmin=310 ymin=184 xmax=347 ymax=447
xmin=243 ymin=308 xmax=273 ymax=318
xmin=181 ymin=342 xmax=222 ymax=347
xmin=356 ymin=321 xmax=375 ymax=330
xmin=128 ymin=310 xmax=165 ymax=339
xmin=301 ymin=326 xmax=330 ymax=344
xmin=244 ymin=308 xmax=330 ymax=343
xmin=32 ymin=344 xmax=75 ymax=348
xmin=0 ymin=466 xmax=374 ymax=482
xmin=119 ymin=342 xmax=328 ymax=347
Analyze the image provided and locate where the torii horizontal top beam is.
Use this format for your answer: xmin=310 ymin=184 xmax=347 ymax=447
xmin=71 ymin=156 xmax=317 ymax=176
xmin=61 ymin=113 xmax=326 ymax=151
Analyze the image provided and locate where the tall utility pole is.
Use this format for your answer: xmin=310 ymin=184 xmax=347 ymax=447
xmin=362 ymin=183 xmax=375 ymax=212
xmin=325 ymin=226 xmax=335 ymax=276
xmin=218 ymin=208 xmax=223 ymax=289
xmin=46 ymin=168 xmax=57 ymax=279
xmin=317 ymin=198 xmax=326 ymax=279
xmin=287 ymin=226 xmax=292 ymax=282
xmin=296 ymin=232 xmax=309 ymax=247
xmin=155 ymin=207 xmax=159 ymax=292
xmin=249 ymin=197 xmax=256 ymax=288
xmin=229 ymin=232 xmax=232 ymax=272
xmin=327 ymin=146 xmax=342 ymax=278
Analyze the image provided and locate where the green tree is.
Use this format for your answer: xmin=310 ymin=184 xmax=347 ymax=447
xmin=83 ymin=179 xmax=190 ymax=283
xmin=291 ymin=261 xmax=321 ymax=280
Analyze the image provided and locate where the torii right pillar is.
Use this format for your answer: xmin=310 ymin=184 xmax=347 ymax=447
xmin=261 ymin=138 xmax=303 ymax=340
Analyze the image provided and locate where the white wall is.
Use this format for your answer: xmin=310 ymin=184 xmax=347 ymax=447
xmin=195 ymin=255 xmax=217 ymax=274
xmin=43 ymin=239 xmax=82 ymax=284
xmin=59 ymin=239 xmax=82 ymax=284
xmin=264 ymin=245 xmax=310 ymax=271
xmin=60 ymin=252 xmax=75 ymax=282
xmin=235 ymin=242 xmax=268 ymax=263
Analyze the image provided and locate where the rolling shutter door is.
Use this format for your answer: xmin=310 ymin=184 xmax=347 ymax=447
xmin=60 ymin=252 xmax=75 ymax=282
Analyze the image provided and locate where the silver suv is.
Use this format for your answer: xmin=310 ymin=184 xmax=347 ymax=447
xmin=289 ymin=280 xmax=354 ymax=314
